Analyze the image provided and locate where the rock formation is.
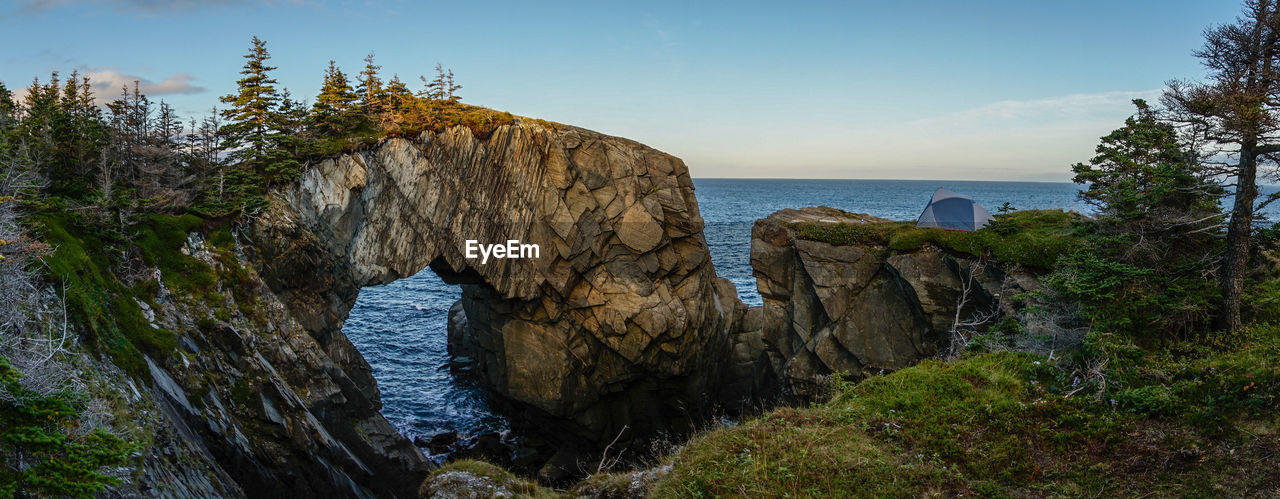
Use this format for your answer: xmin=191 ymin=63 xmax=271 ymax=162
xmin=722 ymin=207 xmax=1040 ymax=402
xmin=248 ymin=121 xmax=743 ymax=475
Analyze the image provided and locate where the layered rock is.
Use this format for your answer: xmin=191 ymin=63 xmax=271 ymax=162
xmin=250 ymin=122 xmax=742 ymax=467
xmin=122 ymin=232 xmax=429 ymax=498
xmin=723 ymin=207 xmax=1040 ymax=402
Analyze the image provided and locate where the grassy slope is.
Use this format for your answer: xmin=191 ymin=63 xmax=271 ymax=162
xmin=428 ymin=326 xmax=1278 ymax=497
xmin=652 ymin=327 xmax=1280 ymax=497
xmin=31 ymin=211 xmax=253 ymax=379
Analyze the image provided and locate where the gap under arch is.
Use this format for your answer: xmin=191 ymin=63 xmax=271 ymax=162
xmin=341 ymin=268 xmax=510 ymax=444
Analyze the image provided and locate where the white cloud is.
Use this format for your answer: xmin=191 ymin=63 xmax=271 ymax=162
xmin=906 ymin=89 xmax=1162 ymax=130
xmin=11 ymin=70 xmax=206 ymax=106
xmin=86 ymin=70 xmax=205 ymax=100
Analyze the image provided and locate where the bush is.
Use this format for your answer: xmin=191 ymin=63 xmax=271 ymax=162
xmin=1048 ymin=236 xmax=1219 ymax=341
xmin=0 ymin=358 xmax=136 ymax=497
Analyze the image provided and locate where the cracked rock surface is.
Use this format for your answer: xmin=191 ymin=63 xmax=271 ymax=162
xmin=251 ymin=121 xmax=741 ymax=453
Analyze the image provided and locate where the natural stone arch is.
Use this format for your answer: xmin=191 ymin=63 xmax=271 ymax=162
xmin=248 ymin=122 xmax=742 ymax=453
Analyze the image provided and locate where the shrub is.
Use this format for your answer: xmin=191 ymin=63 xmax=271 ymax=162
xmin=0 ymin=358 xmax=136 ymax=497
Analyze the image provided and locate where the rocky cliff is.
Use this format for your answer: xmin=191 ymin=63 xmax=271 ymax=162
xmin=722 ymin=207 xmax=1042 ymax=402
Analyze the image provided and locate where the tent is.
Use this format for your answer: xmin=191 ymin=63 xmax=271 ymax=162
xmin=915 ymin=187 xmax=995 ymax=231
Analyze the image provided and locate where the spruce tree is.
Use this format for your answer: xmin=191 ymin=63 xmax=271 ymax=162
xmin=356 ymin=52 xmax=386 ymax=120
xmin=220 ymin=36 xmax=281 ymax=170
xmin=0 ymin=82 xmax=15 ymax=154
xmin=311 ymin=60 xmax=359 ymax=136
xmin=420 ymin=63 xmax=446 ymax=100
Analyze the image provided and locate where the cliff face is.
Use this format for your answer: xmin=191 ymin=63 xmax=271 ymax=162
xmin=110 ymin=227 xmax=428 ymax=498
xmin=723 ymin=207 xmax=1041 ymax=402
xmin=247 ymin=122 xmax=741 ymax=464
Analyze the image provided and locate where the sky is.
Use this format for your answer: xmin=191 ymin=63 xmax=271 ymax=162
xmin=0 ymin=0 xmax=1246 ymax=181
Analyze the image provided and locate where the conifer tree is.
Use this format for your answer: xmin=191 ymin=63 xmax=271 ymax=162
xmin=445 ymin=68 xmax=461 ymax=102
xmin=311 ymin=60 xmax=359 ymax=136
xmin=0 ymin=82 xmax=16 ymax=154
xmin=419 ymin=64 xmax=462 ymax=102
xmin=1163 ymin=0 xmax=1280 ymax=330
xmin=21 ymin=73 xmax=62 ymax=174
xmin=380 ymin=74 xmax=414 ymax=128
xmin=220 ymin=36 xmax=281 ymax=169
xmin=356 ymin=52 xmax=386 ymax=119
xmin=420 ymin=63 xmax=446 ymax=100
xmin=274 ymin=90 xmax=311 ymax=156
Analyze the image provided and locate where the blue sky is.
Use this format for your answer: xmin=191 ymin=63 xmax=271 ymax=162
xmin=0 ymin=0 xmax=1243 ymax=180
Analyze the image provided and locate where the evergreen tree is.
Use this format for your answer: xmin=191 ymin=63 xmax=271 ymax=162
xmin=0 ymin=82 xmax=15 ymax=154
xmin=1163 ymin=0 xmax=1280 ymax=330
xmin=311 ymin=60 xmax=359 ymax=136
xmin=273 ymin=89 xmax=311 ymax=160
xmin=420 ymin=63 xmax=462 ymax=102
xmin=420 ymin=63 xmax=446 ymax=100
xmin=20 ymin=72 xmax=108 ymax=199
xmin=1072 ymin=100 xmax=1221 ymax=229
xmin=445 ymin=68 xmax=461 ymax=102
xmin=355 ymin=52 xmax=386 ymax=119
xmin=220 ymin=36 xmax=281 ymax=170
xmin=380 ymin=74 xmax=414 ymax=129
xmin=20 ymin=74 xmax=63 ymax=177
xmin=1055 ymin=100 xmax=1224 ymax=338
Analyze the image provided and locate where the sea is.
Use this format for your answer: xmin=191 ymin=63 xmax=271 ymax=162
xmin=340 ymin=179 xmax=1276 ymax=442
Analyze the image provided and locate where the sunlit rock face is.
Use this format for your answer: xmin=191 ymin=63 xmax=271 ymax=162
xmin=251 ymin=121 xmax=742 ymax=455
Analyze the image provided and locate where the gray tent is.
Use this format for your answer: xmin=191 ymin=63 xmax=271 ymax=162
xmin=915 ymin=188 xmax=995 ymax=231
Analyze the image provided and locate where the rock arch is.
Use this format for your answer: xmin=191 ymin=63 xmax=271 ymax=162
xmin=248 ymin=122 xmax=742 ymax=452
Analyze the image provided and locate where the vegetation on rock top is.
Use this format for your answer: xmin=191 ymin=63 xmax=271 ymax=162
xmin=789 ymin=208 xmax=1084 ymax=270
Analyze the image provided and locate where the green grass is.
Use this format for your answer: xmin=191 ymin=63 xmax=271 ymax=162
xmin=32 ymin=213 xmax=175 ymax=378
xmin=650 ymin=325 xmax=1280 ymax=497
xmin=30 ymin=211 xmax=242 ymax=379
xmin=789 ymin=209 xmax=1084 ymax=269
xmin=133 ymin=214 xmax=219 ymax=299
xmin=308 ymin=99 xmax=523 ymax=160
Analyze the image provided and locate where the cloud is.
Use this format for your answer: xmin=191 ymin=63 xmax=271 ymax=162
xmin=15 ymin=0 xmax=75 ymax=15
xmin=86 ymin=70 xmax=205 ymax=102
xmin=11 ymin=70 xmax=206 ymax=105
xmin=11 ymin=0 xmax=305 ymax=17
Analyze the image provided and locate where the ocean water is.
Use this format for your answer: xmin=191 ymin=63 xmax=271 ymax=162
xmin=342 ymin=178 xmax=1261 ymax=441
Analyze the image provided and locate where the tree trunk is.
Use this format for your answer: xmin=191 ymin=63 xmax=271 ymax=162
xmin=1218 ymin=143 xmax=1260 ymax=331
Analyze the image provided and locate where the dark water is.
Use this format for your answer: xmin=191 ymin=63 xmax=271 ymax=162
xmin=342 ymin=178 xmax=1276 ymax=441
